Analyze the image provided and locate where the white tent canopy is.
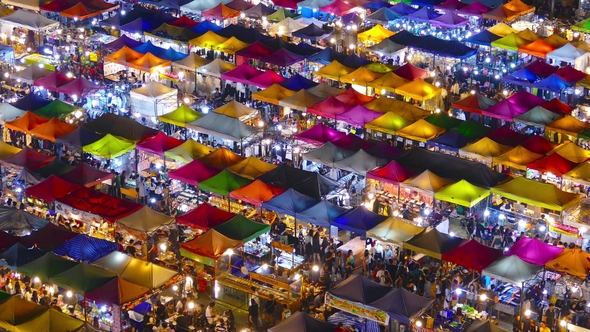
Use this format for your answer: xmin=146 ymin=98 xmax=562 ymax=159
xmin=1 ymin=0 xmax=49 ymax=11
xmin=130 ymin=81 xmax=178 ymax=118
xmin=196 ymin=58 xmax=236 ymax=78
xmin=298 ymin=0 xmax=333 ymax=8
xmin=296 ymin=17 xmax=327 ymax=27
xmin=180 ymin=0 xmax=230 ymax=13
xmin=0 ymin=103 xmax=26 ymax=124
xmin=11 ymin=65 xmax=52 ymax=83
xmin=0 ymin=11 xmax=59 ymax=31
xmin=268 ymin=17 xmax=307 ymax=37
xmin=546 ymin=43 xmax=590 ymax=70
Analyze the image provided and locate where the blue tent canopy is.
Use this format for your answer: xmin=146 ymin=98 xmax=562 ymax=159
xmin=190 ymin=20 xmax=223 ymax=35
xmin=0 ymin=243 xmax=45 ymax=270
xmin=261 ymin=188 xmax=319 ymax=216
xmin=307 ymin=47 xmax=348 ymax=65
xmin=364 ymin=0 xmax=392 ymax=10
xmin=103 ymin=35 xmax=144 ymax=52
xmin=407 ymin=7 xmax=442 ymax=21
xmin=532 ymin=74 xmax=574 ymax=93
xmin=412 ymin=0 xmax=444 ymax=7
xmin=132 ymin=41 xmax=166 ymax=55
xmin=157 ymin=48 xmax=188 ymax=61
xmin=370 ymin=288 xmax=435 ymax=325
xmin=292 ymin=24 xmax=332 ymax=41
xmin=389 ymin=3 xmax=418 ymax=15
xmin=297 ymin=201 xmax=348 ymax=228
xmin=121 ymin=17 xmax=163 ymax=34
xmin=287 ymin=42 xmax=321 ymax=56
xmin=11 ymin=93 xmax=50 ymax=111
xmin=465 ymin=30 xmax=502 ymax=46
xmin=216 ymin=24 xmax=270 ymax=43
xmin=329 ymin=274 xmax=391 ymax=304
xmin=501 ymin=67 xmax=539 ymax=87
xmin=53 ymin=234 xmax=118 ymax=263
xmin=331 ymin=207 xmax=387 ymax=235
xmin=428 ymin=130 xmax=472 ymax=150
xmin=340 ymin=53 xmax=372 ymax=68
xmin=56 ymin=127 xmax=106 ymax=148
xmin=280 ymin=74 xmax=318 ymax=90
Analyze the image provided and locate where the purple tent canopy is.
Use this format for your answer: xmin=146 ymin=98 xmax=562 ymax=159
xmin=220 ymin=64 xmax=265 ymax=84
xmin=390 ymin=3 xmax=418 ymax=15
xmin=482 ymin=100 xmax=529 ymax=121
xmin=260 ymin=48 xmax=305 ymax=67
xmin=406 ymin=7 xmax=441 ymax=22
xmin=430 ymin=11 xmax=469 ymax=28
xmin=103 ymin=35 xmax=143 ymax=52
xmin=294 ymin=123 xmax=346 ymax=146
xmin=506 ymin=237 xmax=564 ymax=266
xmin=331 ymin=206 xmax=387 ymax=235
xmin=435 ymin=0 xmax=466 ymax=10
xmin=506 ymin=90 xmax=545 ymax=110
xmin=364 ymin=142 xmax=401 ymax=160
xmin=279 ymin=74 xmax=318 ymax=90
xmin=457 ymin=1 xmax=491 ymax=16
xmin=341 ymin=12 xmax=361 ymax=24
xmin=337 ymin=105 xmax=383 ymax=127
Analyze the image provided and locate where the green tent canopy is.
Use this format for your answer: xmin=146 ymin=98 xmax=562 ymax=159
xmin=33 ymin=99 xmax=78 ymax=118
xmin=572 ymin=18 xmax=590 ymax=33
xmin=158 ymin=105 xmax=202 ymax=127
xmin=213 ymin=215 xmax=270 ymax=242
xmin=453 ymin=119 xmax=491 ymax=139
xmin=424 ymin=113 xmax=464 ymax=130
xmin=198 ymin=169 xmax=252 ymax=197
xmin=33 ymin=158 xmax=75 ymax=177
xmin=434 ymin=179 xmax=490 ymax=208
xmin=82 ymin=134 xmax=136 ymax=159
xmin=491 ymin=32 xmax=531 ymax=51
xmin=267 ymin=7 xmax=301 ymax=22
xmin=49 ymin=263 xmax=117 ymax=295
xmin=0 ymin=291 xmax=10 ymax=303
xmin=18 ymin=252 xmax=79 ymax=281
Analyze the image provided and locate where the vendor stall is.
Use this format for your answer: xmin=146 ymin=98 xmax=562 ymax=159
xmin=130 ymin=82 xmax=178 ymax=119
xmin=135 ymin=132 xmax=183 ymax=176
xmin=403 ymin=227 xmax=464 ymax=259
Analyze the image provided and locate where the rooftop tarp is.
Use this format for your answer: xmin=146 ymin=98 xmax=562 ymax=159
xmin=187 ymin=113 xmax=259 ymax=141
xmin=117 ymin=206 xmax=175 ymax=233
xmin=564 ymin=162 xmax=590 ymax=186
xmin=0 ymin=243 xmax=45 ymax=269
xmin=546 ymin=115 xmax=590 ymax=137
xmin=514 ymin=106 xmax=563 ymax=126
xmin=213 ymin=215 xmax=270 ymax=242
xmin=279 ymin=89 xmax=325 ymax=112
xmin=521 ymin=135 xmax=559 ymax=155
xmin=506 ymin=237 xmax=565 ymax=266
xmin=331 ymin=206 xmax=387 ymax=235
xmin=181 ymin=229 xmax=243 ymax=260
xmin=83 ymin=113 xmax=158 ymax=142
xmin=404 ymin=228 xmax=464 ymax=259
xmin=0 ymin=11 xmax=59 ymax=31
xmin=491 ymin=176 xmax=582 ymax=211
xmin=545 ymin=248 xmax=590 ymax=279
xmin=493 ymin=145 xmax=543 ymax=170
xmin=367 ymin=160 xmax=413 ymax=184
xmin=252 ymin=84 xmax=297 ymax=105
xmin=177 ymin=203 xmax=235 ymax=230
xmin=18 ymin=252 xmax=78 ymax=280
xmin=297 ymin=201 xmax=348 ymax=228
xmin=28 ymin=118 xmax=77 ymax=142
xmin=226 ymin=156 xmax=277 ymax=179
xmin=483 ymin=255 xmax=542 ymax=285
xmin=0 ymin=147 xmax=54 ymax=170
xmin=393 ymin=148 xmax=508 ymax=188
xmin=258 ymin=164 xmax=339 ymax=199
xmin=366 ymin=217 xmax=424 ymax=245
xmin=396 ymin=119 xmax=446 ymax=142
xmin=172 ymin=54 xmax=212 ymax=72
xmin=328 ymin=274 xmax=391 ymax=304
xmin=198 ymin=169 xmax=252 ymax=196
xmin=164 ymin=139 xmax=216 ymax=163
xmin=136 ymin=132 xmax=183 ymax=157
xmin=369 ymin=288 xmax=434 ymax=325
xmin=527 ymin=152 xmax=577 ymax=176
xmin=91 ymin=251 xmax=178 ymax=288
xmin=304 ymin=141 xmax=355 ymax=167
xmin=221 ymin=63 xmax=265 ymax=84
xmin=199 ymin=147 xmax=246 ymax=169
xmin=56 ymin=186 xmax=142 ymax=221
xmin=196 ymin=58 xmax=237 ymax=78
xmin=434 ymin=179 xmax=490 ymax=208
xmin=315 ymin=60 xmax=355 ymax=81
xmin=5 ymin=111 xmax=49 ymax=133
xmin=0 ymin=208 xmax=48 ymax=233
xmin=158 ymin=105 xmax=202 ymax=128
xmin=53 ymin=234 xmax=118 ymax=263
xmin=25 ymin=175 xmax=81 ymax=203
xmin=230 ymin=179 xmax=285 ymax=206
xmin=491 ymin=33 xmax=531 ymax=51
xmin=57 ymin=163 xmax=113 ymax=187
xmin=268 ymin=312 xmax=337 ymax=332
xmin=262 ymin=188 xmax=319 ymax=215
xmin=82 ymin=134 xmax=135 ymax=159
xmin=168 ymin=160 xmax=221 ymax=186
xmin=550 ymin=141 xmax=590 ymax=163
xmin=294 ymin=124 xmax=345 ymax=146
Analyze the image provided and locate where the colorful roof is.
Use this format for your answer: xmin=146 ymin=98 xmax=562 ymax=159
xmin=491 ymin=176 xmax=581 ymax=211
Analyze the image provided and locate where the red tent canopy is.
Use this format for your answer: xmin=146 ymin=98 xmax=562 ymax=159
xmin=554 ymin=66 xmax=588 ymax=83
xmin=136 ymin=132 xmax=183 ymax=156
xmin=332 ymin=133 xmax=374 ymax=150
xmin=25 ymin=175 xmax=82 ymax=202
xmin=201 ymin=4 xmax=240 ymax=20
xmin=335 ymin=88 xmax=375 ymax=105
xmin=20 ymin=223 xmax=79 ymax=251
xmin=393 ymin=63 xmax=430 ymax=80
xmin=441 ymin=239 xmax=503 ymax=271
xmin=168 ymin=160 xmax=221 ymax=187
xmin=451 ymin=93 xmax=497 ymax=114
xmin=307 ymin=96 xmax=354 ymax=119
xmin=40 ymin=0 xmax=78 ymax=12
xmin=0 ymin=147 xmax=54 ymax=170
xmin=176 ymin=203 xmax=235 ymax=231
xmin=319 ymin=0 xmax=356 ymax=15
xmin=525 ymin=60 xmax=558 ymax=78
xmin=56 ymin=186 xmax=142 ymax=222
xmin=230 ymin=179 xmax=286 ymax=206
xmin=57 ymin=163 xmax=115 ymax=187
xmin=367 ymin=160 xmax=413 ymax=184
xmin=294 ymin=124 xmax=346 ymax=146
xmin=33 ymin=71 xmax=75 ymax=92
xmin=247 ymin=70 xmax=287 ymax=89
xmin=272 ymin=0 xmax=302 ymax=9
xmin=0 ymin=231 xmax=19 ymax=251
xmin=486 ymin=125 xmax=529 ymax=146
xmin=520 ymin=135 xmax=558 ymax=155
xmin=236 ymin=41 xmax=276 ymax=60
xmin=541 ymin=98 xmax=572 ymax=115
xmin=169 ymin=15 xmax=200 ymax=28
xmin=57 ymin=77 xmax=103 ymax=97
xmin=527 ymin=153 xmax=578 ymax=176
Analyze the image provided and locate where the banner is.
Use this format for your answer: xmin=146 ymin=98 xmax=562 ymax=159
xmin=549 ymin=224 xmax=580 ymax=237
xmin=325 ymin=293 xmax=389 ymax=325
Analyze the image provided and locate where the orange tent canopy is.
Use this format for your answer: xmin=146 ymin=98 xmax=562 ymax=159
xmin=181 ymin=229 xmax=243 ymax=260
xmin=229 ymin=179 xmax=286 ymax=206
xmin=127 ymin=53 xmax=172 ymax=73
xmin=545 ymin=248 xmax=590 ymax=279
xmin=29 ymin=118 xmax=78 ymax=142
xmin=60 ymin=3 xmax=103 ymax=20
xmin=104 ymin=46 xmax=144 ymax=66
xmin=518 ymin=39 xmax=556 ymax=58
xmin=5 ymin=111 xmax=49 ymax=133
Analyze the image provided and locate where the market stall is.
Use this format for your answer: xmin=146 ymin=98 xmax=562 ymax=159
xmin=130 ymin=81 xmax=178 ymax=119
xmin=176 ymin=203 xmax=235 ymax=237
xmin=403 ymin=228 xmax=464 ymax=259
xmin=135 ymin=132 xmax=183 ymax=176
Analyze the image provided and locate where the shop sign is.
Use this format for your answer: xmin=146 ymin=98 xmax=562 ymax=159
xmin=159 ymin=72 xmax=179 ymax=82
xmin=89 ymin=52 xmax=98 ymax=62
xmin=324 ymin=293 xmax=389 ymax=325
xmin=112 ymin=304 xmax=121 ymax=331
xmin=197 ymin=277 xmax=207 ymax=293
xmin=250 ymin=272 xmax=289 ymax=289
xmin=549 ymin=224 xmax=580 ymax=237
xmin=272 ymin=241 xmax=294 ymax=253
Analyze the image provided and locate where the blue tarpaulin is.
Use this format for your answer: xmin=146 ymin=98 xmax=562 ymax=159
xmin=465 ymin=30 xmax=502 ymax=46
xmin=261 ymin=188 xmax=319 ymax=216
xmin=297 ymin=201 xmax=348 ymax=228
xmin=53 ymin=234 xmax=118 ymax=263
xmin=280 ymin=74 xmax=318 ymax=90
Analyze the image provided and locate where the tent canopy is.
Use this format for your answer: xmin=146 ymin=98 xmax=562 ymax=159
xmin=196 ymin=58 xmax=237 ymax=78
xmin=5 ymin=111 xmax=50 ymax=133
xmin=331 ymin=206 xmax=387 ymax=235
xmin=262 ymin=188 xmax=319 ymax=216
xmin=551 ymin=141 xmax=590 ymax=163
xmin=304 ymin=142 xmax=355 ymax=167
xmin=164 ymin=139 xmax=216 ymax=163
xmin=230 ymin=179 xmax=285 ymax=206
xmin=25 ymin=175 xmax=81 ymax=203
xmin=0 ymin=11 xmax=59 ymax=31
xmin=83 ymin=134 xmax=135 ymax=159
xmin=57 ymin=163 xmax=113 ymax=187
xmin=248 ymin=70 xmax=287 ymax=88
xmin=403 ymin=228 xmax=464 ymax=259
xmin=18 ymin=252 xmax=79 ymax=280
xmin=57 ymin=186 xmax=142 ymax=221
xmin=83 ymin=113 xmax=158 ymax=142
xmin=252 ymin=84 xmax=297 ymax=105
xmin=365 ymin=112 xmax=413 ymax=136
xmin=158 ymin=105 xmax=202 ymax=128
xmin=545 ymin=248 xmax=590 ymax=279
xmin=198 ymin=169 xmax=252 ymax=196
xmin=370 ymin=288 xmax=435 ymax=325
xmin=396 ymin=119 xmax=445 ymax=142
xmin=546 ymin=115 xmax=590 ymax=137
xmin=506 ymin=237 xmax=565 ymax=266
xmin=434 ymin=179 xmax=490 ymax=208
xmin=515 ymin=106 xmax=563 ymax=126
xmin=177 ymin=203 xmax=235 ymax=231
xmin=226 ymin=156 xmax=277 ymax=179
xmin=0 ymin=243 xmax=45 ymax=269
xmin=395 ymin=80 xmax=441 ymax=101
xmin=268 ymin=312 xmax=337 ymax=332
xmin=33 ymin=159 xmax=74 ymax=179
xmin=28 ymin=117 xmax=77 ymax=142
xmin=366 ymin=217 xmax=424 ymax=245
xmin=0 ymin=147 xmax=54 ymax=170
xmin=53 ymin=234 xmax=118 ymax=263
xmin=50 ymin=263 xmax=117 ymax=295
xmin=181 ymin=229 xmax=243 ymax=260
xmin=187 ymin=113 xmax=259 ymax=141
xmin=493 ymin=145 xmax=543 ymax=170
xmin=527 ymin=153 xmax=577 ymax=177
xmin=328 ymin=274 xmax=391 ymax=304
xmin=486 ymin=125 xmax=529 ymax=146
xmin=213 ymin=215 xmax=270 ymax=242
xmin=279 ymin=89 xmax=325 ymax=112
xmin=168 ymin=160 xmax=221 ymax=187
xmin=401 ymin=170 xmax=451 ymax=195
xmin=521 ymin=135 xmax=559 ymax=155
xmin=199 ymin=147 xmax=246 ymax=169
xmin=367 ymin=160 xmax=413 ymax=184
xmin=117 ymin=206 xmax=175 ymax=233
xmin=258 ymin=164 xmax=339 ymax=199
xmin=483 ymin=255 xmax=541 ymax=285
xmin=441 ymin=239 xmax=503 ymax=271
xmin=315 ymin=60 xmax=355 ymax=81
xmin=296 ymin=200 xmax=348 ymax=228
xmin=491 ymin=176 xmax=582 ymax=211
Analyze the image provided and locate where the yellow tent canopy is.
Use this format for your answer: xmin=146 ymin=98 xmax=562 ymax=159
xmin=365 ymin=112 xmax=413 ymax=135
xmin=545 ymin=248 xmax=590 ymax=279
xmin=189 ymin=31 xmax=228 ymax=49
xmin=357 ymin=24 xmax=395 ymax=44
xmin=164 ymin=139 xmax=216 ymax=163
xmin=213 ymin=100 xmax=259 ymax=121
xmin=340 ymin=66 xmax=383 ymax=85
xmin=83 ymin=133 xmax=135 ymax=159
xmin=364 ymin=96 xmax=430 ymax=120
xmin=366 ymin=217 xmax=424 ymax=245
xmin=516 ymin=28 xmax=540 ymax=42
xmin=127 ymin=52 xmax=171 ymax=73
xmin=395 ymin=118 xmax=445 ymax=142
xmin=492 ymin=145 xmax=543 ymax=170
xmin=434 ymin=179 xmax=490 ymax=208
xmin=401 ymin=170 xmax=452 ymax=195
xmin=367 ymin=72 xmax=408 ymax=93
xmin=459 ymin=137 xmax=511 ymax=164
xmin=0 ymin=141 xmax=21 ymax=159
xmin=173 ymin=53 xmax=212 ymax=72
xmin=252 ymin=84 xmax=296 ymax=105
xmin=365 ymin=62 xmax=396 ymax=74
xmin=543 ymin=34 xmax=569 ymax=48
xmin=158 ymin=105 xmax=202 ymax=127
xmin=226 ymin=156 xmax=277 ymax=179
xmin=550 ymin=141 xmax=590 ymax=163
xmin=491 ymin=176 xmax=582 ymax=211
xmin=571 ymin=41 xmax=590 ymax=52
xmin=215 ymin=36 xmax=250 ymax=54
xmin=546 ymin=115 xmax=590 ymax=137
xmin=199 ymin=147 xmax=246 ymax=169
xmin=395 ymin=80 xmax=441 ymax=101
xmin=563 ymin=162 xmax=590 ymax=186
xmin=92 ymin=251 xmax=178 ymax=288
xmin=279 ymin=89 xmax=325 ymax=111
xmin=314 ymin=60 xmax=355 ymax=81
xmin=487 ymin=23 xmax=518 ymax=37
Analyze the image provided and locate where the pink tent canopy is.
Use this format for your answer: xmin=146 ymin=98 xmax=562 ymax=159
xmin=335 ymin=88 xmax=375 ymax=105
xmin=272 ymin=0 xmax=301 ymax=9
xmin=430 ymin=11 xmax=469 ymax=28
xmin=307 ymin=96 xmax=354 ymax=119
xmin=221 ymin=64 xmax=265 ymax=84
xmin=506 ymin=237 xmax=564 ymax=266
xmin=393 ymin=63 xmax=430 ymax=80
xmin=319 ymin=0 xmax=356 ymax=15
xmin=555 ymin=66 xmax=588 ymax=83
xmin=33 ymin=71 xmax=75 ymax=92
xmin=482 ymin=99 xmax=529 ymax=121
xmin=136 ymin=132 xmax=183 ymax=156
xmin=486 ymin=125 xmax=529 ymax=146
xmin=168 ymin=160 xmax=221 ymax=186
xmin=57 ymin=77 xmax=103 ymax=97
xmin=367 ymin=160 xmax=413 ymax=183
xmin=331 ymin=133 xmax=374 ymax=150
xmin=435 ymin=0 xmax=467 ymax=10
xmin=247 ymin=70 xmax=287 ymax=89
xmin=525 ymin=60 xmax=558 ymax=78
xmin=457 ymin=1 xmax=491 ymax=16
xmin=294 ymin=123 xmax=346 ymax=146
xmin=336 ymin=105 xmax=383 ymax=126
xmin=506 ymin=90 xmax=545 ymax=110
